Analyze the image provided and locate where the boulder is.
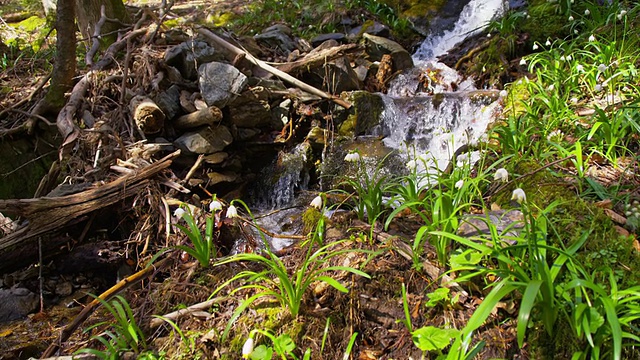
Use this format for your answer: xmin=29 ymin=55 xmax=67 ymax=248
xmin=0 ymin=288 xmax=38 ymax=323
xmin=154 ymin=84 xmax=182 ymax=121
xmin=362 ymin=33 xmax=414 ymax=72
xmin=198 ymin=62 xmax=248 ymax=108
xmin=348 ymin=21 xmax=390 ymax=39
xmin=174 ymin=126 xmax=233 ymax=154
xmin=338 ymin=91 xmax=385 ymax=136
xmin=164 ymin=40 xmax=221 ymax=80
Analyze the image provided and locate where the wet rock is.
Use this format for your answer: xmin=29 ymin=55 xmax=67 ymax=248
xmin=235 ymin=128 xmax=262 ymax=141
xmin=307 ymin=56 xmax=361 ymax=93
xmin=272 ymin=99 xmax=292 ymax=130
xmin=338 ymin=91 xmax=385 ymax=136
xmin=174 ymin=126 xmax=233 ymax=154
xmin=0 ymin=288 xmax=38 ymax=322
xmin=198 ymin=62 xmax=248 ymax=108
xmin=311 ymin=33 xmax=346 ymax=48
xmin=254 ymin=25 xmax=298 ymax=55
xmin=164 ymin=40 xmax=221 ymax=80
xmin=348 ymin=21 xmax=390 ymax=39
xmin=362 ymin=33 xmax=414 ymax=72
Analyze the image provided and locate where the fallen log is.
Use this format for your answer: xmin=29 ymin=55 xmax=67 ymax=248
xmin=274 ymin=43 xmax=359 ymax=76
xmin=0 ymin=150 xmax=180 ymax=273
xmin=173 ymin=106 xmax=223 ymax=129
xmin=197 ymin=27 xmax=352 ymax=109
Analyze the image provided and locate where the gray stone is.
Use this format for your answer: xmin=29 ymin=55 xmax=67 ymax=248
xmin=0 ymin=288 xmax=38 ymax=323
xmin=362 ymin=33 xmax=414 ymax=72
xmin=154 ymin=85 xmax=182 ymax=120
xmin=198 ymin=62 xmax=248 ymax=108
xmin=227 ymin=89 xmax=272 ymax=128
xmin=309 ymin=56 xmax=361 ymax=93
xmin=174 ymin=126 xmax=233 ymax=154
xmin=254 ymin=27 xmax=297 ymax=55
xmin=311 ymin=33 xmax=346 ymax=48
xmin=165 ymin=40 xmax=221 ymax=80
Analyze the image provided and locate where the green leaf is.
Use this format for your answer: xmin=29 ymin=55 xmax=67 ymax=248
xmin=517 ymin=280 xmax=542 ymax=347
xmin=412 ymin=326 xmax=460 ymax=351
xmin=274 ymin=334 xmax=296 ymax=355
xmin=250 ymin=344 xmax=273 ymax=360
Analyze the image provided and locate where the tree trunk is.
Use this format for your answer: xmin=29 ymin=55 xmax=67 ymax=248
xmin=32 ymin=0 xmax=77 ymax=116
xmin=75 ymin=0 xmax=129 ymax=45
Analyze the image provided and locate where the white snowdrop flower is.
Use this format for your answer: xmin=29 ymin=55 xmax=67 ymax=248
xmin=622 ymin=86 xmax=630 ymax=92
xmin=173 ymin=207 xmax=186 ymax=219
xmin=589 ymin=34 xmax=596 ymax=42
xmin=242 ymin=337 xmax=254 ymax=359
xmin=527 ymin=14 xmax=531 ymax=19
xmin=511 ymin=188 xmax=527 ymax=203
xmin=585 ymin=9 xmax=590 ymax=15
xmin=635 ymin=212 xmax=640 ymax=218
xmin=209 ymin=199 xmax=223 ymax=212
xmin=500 ymin=89 xmax=508 ymax=97
xmin=620 ymin=10 xmax=627 ymax=16
xmin=547 ymin=129 xmax=564 ymax=141
xmin=344 ymin=152 xmax=361 ymax=162
xmin=310 ymin=195 xmax=323 ymax=209
xmin=560 ymin=55 xmax=566 ymax=61
xmin=571 ymin=0 xmax=574 ymax=3
xmin=595 ymin=83 xmax=603 ymax=92
xmin=406 ymin=160 xmax=417 ymax=170
xmin=566 ymin=54 xmax=572 ymax=61
xmin=570 ymin=97 xmax=578 ymax=104
xmin=494 ymin=168 xmax=509 ymax=183
xmin=519 ymin=58 xmax=527 ymax=66
xmin=597 ymin=63 xmax=607 ymax=72
xmin=545 ymin=40 xmax=551 ymax=46
xmin=569 ymin=16 xmax=574 ymax=21
xmin=455 ymin=180 xmax=464 ymax=190
xmin=532 ymin=43 xmax=539 ymax=50
xmin=574 ymin=29 xmax=579 ymax=34
xmin=517 ymin=80 xmax=523 ymax=85
xmin=547 ymin=84 xmax=555 ymax=91
xmin=487 ymin=33 xmax=492 ymax=38
xmin=226 ymin=205 xmax=239 ymax=218
xmin=576 ymin=64 xmax=584 ymax=72
xmin=626 ymin=210 xmax=633 ymax=217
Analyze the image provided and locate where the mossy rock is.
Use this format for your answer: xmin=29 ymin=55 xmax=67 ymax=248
xmin=338 ymin=91 xmax=385 ymax=137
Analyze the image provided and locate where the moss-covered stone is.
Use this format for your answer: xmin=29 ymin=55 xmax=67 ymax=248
xmin=338 ymin=91 xmax=385 ymax=137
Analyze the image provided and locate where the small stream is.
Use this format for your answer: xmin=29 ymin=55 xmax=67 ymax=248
xmin=248 ymin=0 xmax=508 ymax=249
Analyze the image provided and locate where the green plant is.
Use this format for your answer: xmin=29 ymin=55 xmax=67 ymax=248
xmin=246 ymin=329 xmax=311 ymax=360
xmin=173 ymin=203 xmax=217 ymax=268
xmin=335 ymin=150 xmax=392 ymax=226
xmin=212 ymin=200 xmax=371 ymax=341
xmin=76 ymin=295 xmax=147 ymax=359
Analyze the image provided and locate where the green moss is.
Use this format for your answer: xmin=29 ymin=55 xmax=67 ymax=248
xmin=338 ymin=91 xmax=385 ymax=137
xmin=302 ymin=207 xmax=323 ymax=234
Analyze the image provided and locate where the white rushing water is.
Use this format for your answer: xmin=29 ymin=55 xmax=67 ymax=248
xmin=380 ymin=0 xmax=507 ymax=172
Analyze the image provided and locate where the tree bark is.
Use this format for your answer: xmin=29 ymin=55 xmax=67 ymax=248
xmin=32 ymin=0 xmax=76 ymax=117
xmin=75 ymin=0 xmax=129 ymax=45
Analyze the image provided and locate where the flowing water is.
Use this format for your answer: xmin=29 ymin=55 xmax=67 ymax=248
xmin=249 ymin=0 xmax=508 ymax=249
xmin=379 ymin=0 xmax=507 ymax=171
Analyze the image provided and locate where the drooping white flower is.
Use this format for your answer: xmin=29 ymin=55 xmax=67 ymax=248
xmin=595 ymin=83 xmax=603 ymax=92
xmin=566 ymin=54 xmax=572 ymax=61
xmin=532 ymin=43 xmax=539 ymax=50
xmin=559 ymin=55 xmax=566 ymax=61
xmin=487 ymin=33 xmax=492 ymax=38
xmin=589 ymin=34 xmax=596 ymax=42
xmin=570 ymin=97 xmax=578 ymax=104
xmin=494 ymin=168 xmax=509 ymax=183
xmin=511 ymin=188 xmax=527 ymax=203
xmin=545 ymin=39 xmax=551 ymax=46
xmin=406 ymin=160 xmax=417 ymax=170
xmin=547 ymin=129 xmax=564 ymax=141
xmin=597 ymin=63 xmax=607 ymax=72
xmin=584 ymin=9 xmax=590 ymax=15
xmin=519 ymin=58 xmax=527 ymax=66
xmin=310 ymin=195 xmax=323 ymax=209
xmin=576 ymin=64 xmax=584 ymax=72
xmin=344 ymin=152 xmax=361 ymax=162
xmin=547 ymin=84 xmax=555 ymax=91
xmin=242 ymin=337 xmax=254 ymax=359
xmin=499 ymin=89 xmax=508 ymax=97
xmin=209 ymin=198 xmax=223 ymax=212
xmin=568 ymin=16 xmax=574 ymax=21
xmin=454 ymin=180 xmax=464 ymax=190
xmin=226 ymin=205 xmax=239 ymax=218
xmin=620 ymin=10 xmax=627 ymax=17
xmin=173 ymin=207 xmax=186 ymax=219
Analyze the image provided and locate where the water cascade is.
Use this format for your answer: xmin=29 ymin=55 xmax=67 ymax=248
xmin=379 ymin=0 xmax=507 ymax=170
